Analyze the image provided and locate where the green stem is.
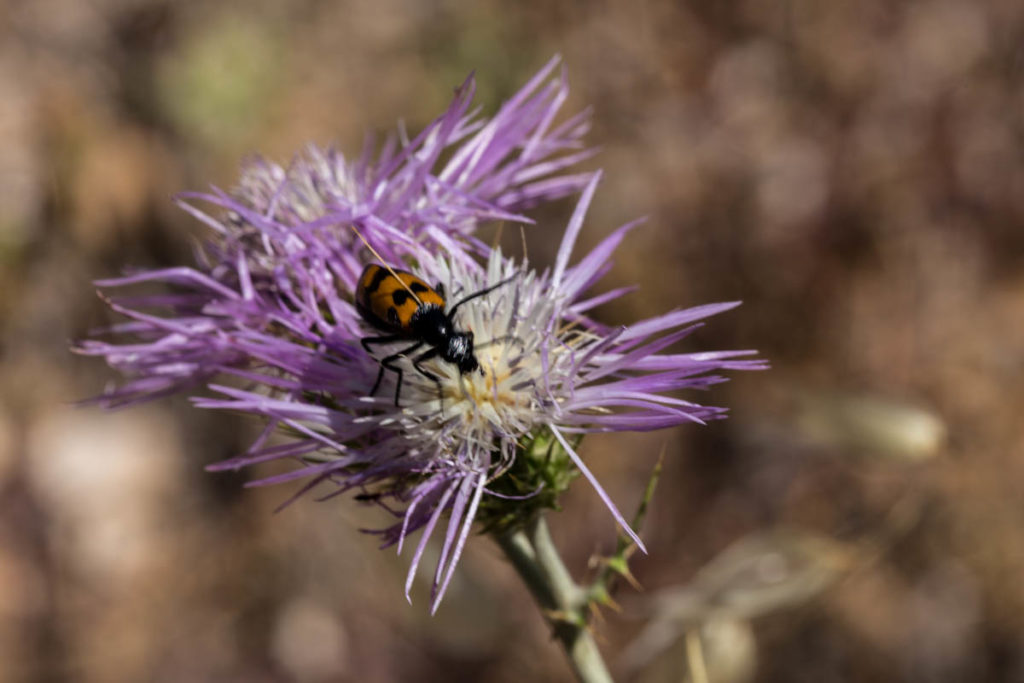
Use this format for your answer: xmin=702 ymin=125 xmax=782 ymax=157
xmin=495 ymin=516 xmax=614 ymax=683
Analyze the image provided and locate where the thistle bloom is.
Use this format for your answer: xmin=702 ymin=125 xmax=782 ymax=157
xmin=78 ymin=60 xmax=766 ymax=612
xmin=187 ymin=173 xmax=764 ymax=610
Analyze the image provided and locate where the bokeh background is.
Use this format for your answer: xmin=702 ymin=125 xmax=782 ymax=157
xmin=2 ymin=0 xmax=1022 ymax=681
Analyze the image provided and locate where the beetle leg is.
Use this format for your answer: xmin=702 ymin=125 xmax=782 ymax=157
xmin=373 ymin=341 xmax=424 ymax=405
xmin=361 ymin=334 xmax=405 ymax=354
xmin=473 ymin=334 xmax=525 ymax=351
xmin=411 ymin=347 xmax=444 ymax=411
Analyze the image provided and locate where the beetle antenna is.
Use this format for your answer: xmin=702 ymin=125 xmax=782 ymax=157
xmin=448 ymin=273 xmax=517 ymax=318
xmin=348 ymin=223 xmax=422 ymax=305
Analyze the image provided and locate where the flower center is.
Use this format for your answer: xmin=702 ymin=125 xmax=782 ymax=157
xmin=427 ymin=339 xmax=536 ymax=434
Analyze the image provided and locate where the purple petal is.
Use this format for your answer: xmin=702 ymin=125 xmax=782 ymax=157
xmin=548 ymin=424 xmax=646 ymax=553
xmin=551 ymin=172 xmax=601 ymax=289
xmin=405 ymin=479 xmax=459 ymax=603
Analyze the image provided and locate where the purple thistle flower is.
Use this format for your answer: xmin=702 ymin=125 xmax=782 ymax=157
xmin=175 ymin=174 xmax=760 ymax=611
xmin=77 ymin=60 xmax=767 ymax=612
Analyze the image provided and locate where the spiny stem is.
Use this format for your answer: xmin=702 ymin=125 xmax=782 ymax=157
xmin=592 ymin=451 xmax=664 ymax=601
xmin=496 ymin=516 xmax=614 ymax=683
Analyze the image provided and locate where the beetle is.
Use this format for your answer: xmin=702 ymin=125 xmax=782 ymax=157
xmin=355 ymin=263 xmax=514 ymax=406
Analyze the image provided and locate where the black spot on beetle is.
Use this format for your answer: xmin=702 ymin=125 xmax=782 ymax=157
xmin=392 ymin=290 xmax=410 ymax=306
xmin=367 ymin=267 xmax=389 ymax=293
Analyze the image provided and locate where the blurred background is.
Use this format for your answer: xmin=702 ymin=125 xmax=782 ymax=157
xmin=2 ymin=0 xmax=1022 ymax=681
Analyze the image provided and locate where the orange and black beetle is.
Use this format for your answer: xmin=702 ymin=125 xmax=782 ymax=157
xmin=355 ymin=263 xmax=513 ymax=406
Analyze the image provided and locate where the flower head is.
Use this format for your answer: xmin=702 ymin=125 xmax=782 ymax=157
xmin=185 ymin=174 xmax=762 ymax=610
xmin=78 ymin=61 xmax=766 ymax=612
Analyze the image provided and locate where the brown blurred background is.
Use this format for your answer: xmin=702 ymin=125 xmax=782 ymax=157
xmin=2 ymin=0 xmax=1023 ymax=681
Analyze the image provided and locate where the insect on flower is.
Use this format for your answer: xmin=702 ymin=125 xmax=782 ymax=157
xmin=77 ymin=58 xmax=768 ymax=612
xmin=355 ymin=262 xmax=515 ymax=406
